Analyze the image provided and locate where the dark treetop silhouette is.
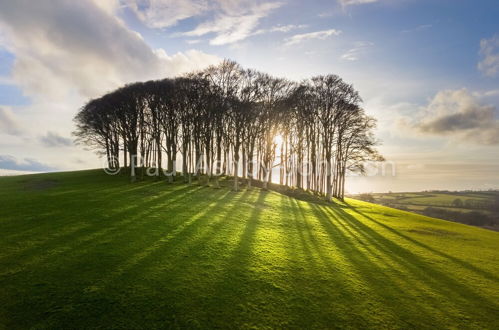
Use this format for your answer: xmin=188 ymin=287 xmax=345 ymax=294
xmin=74 ymin=60 xmax=382 ymax=200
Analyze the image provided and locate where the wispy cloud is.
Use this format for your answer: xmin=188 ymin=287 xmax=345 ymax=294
xmin=472 ymin=89 xmax=499 ymax=98
xmin=123 ymin=0 xmax=209 ymax=29
xmin=284 ymin=29 xmax=342 ymax=46
xmin=478 ymin=34 xmax=499 ymax=77
xmin=340 ymin=41 xmax=373 ymax=61
xmin=182 ymin=1 xmax=283 ymax=45
xmin=254 ymin=24 xmax=307 ymax=35
xmin=339 ymin=0 xmax=379 ymax=7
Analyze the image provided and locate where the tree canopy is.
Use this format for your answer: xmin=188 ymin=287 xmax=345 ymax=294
xmin=74 ymin=59 xmax=383 ymax=200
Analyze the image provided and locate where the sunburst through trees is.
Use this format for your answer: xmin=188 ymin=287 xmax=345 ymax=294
xmin=74 ymin=60 xmax=383 ymax=200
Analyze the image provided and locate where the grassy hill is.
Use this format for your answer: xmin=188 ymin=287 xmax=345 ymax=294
xmin=1 ymin=170 xmax=498 ymax=329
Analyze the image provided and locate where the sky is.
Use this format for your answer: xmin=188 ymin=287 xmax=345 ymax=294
xmin=0 ymin=0 xmax=498 ymax=193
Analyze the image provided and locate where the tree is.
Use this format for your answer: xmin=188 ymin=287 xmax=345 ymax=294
xmin=74 ymin=59 xmax=383 ymax=199
xmin=452 ymin=198 xmax=464 ymax=208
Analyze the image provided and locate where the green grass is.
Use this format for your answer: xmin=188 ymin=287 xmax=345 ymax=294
xmin=363 ymin=191 xmax=499 ymax=230
xmin=1 ymin=170 xmax=499 ymax=329
xmin=371 ymin=192 xmax=495 ymax=209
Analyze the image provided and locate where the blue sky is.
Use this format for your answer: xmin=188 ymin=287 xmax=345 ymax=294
xmin=0 ymin=0 xmax=498 ymax=192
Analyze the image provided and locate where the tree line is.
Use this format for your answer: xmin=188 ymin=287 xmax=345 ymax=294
xmin=74 ymin=60 xmax=382 ymax=200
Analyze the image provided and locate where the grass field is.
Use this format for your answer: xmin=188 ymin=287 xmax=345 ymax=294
xmin=1 ymin=170 xmax=499 ymax=329
xmin=356 ymin=191 xmax=499 ymax=231
xmin=369 ymin=191 xmax=496 ymax=208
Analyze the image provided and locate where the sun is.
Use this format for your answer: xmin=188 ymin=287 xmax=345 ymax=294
xmin=273 ymin=134 xmax=284 ymax=145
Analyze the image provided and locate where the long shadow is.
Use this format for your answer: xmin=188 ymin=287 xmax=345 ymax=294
xmin=305 ymin=203 xmax=443 ymax=326
xmin=264 ymin=184 xmax=499 ymax=285
xmin=96 ymin=187 xmax=256 ymax=277
xmin=89 ymin=188 xmax=262 ymax=325
xmin=280 ymin=197 xmax=374 ymax=327
xmin=172 ymin=188 xmax=256 ymax=258
xmin=314 ymin=202 xmax=499 ymax=326
xmin=0 ymin=184 xmax=205 ymax=274
xmin=124 ymin=187 xmax=256 ymax=276
xmin=0 ymin=180 xmax=193 ymax=245
xmin=0 ymin=184 xmax=232 ymax=317
xmin=346 ymin=203 xmax=499 ymax=283
xmin=284 ymin=197 xmax=321 ymax=270
xmin=90 ymin=188 xmax=235 ymax=291
xmin=1 ymin=181 xmax=196 ymax=243
xmin=323 ymin=205 xmax=499 ymax=316
xmin=194 ymin=189 xmax=267 ymax=325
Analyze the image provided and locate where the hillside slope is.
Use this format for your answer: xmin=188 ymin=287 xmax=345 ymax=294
xmin=0 ymin=170 xmax=498 ymax=329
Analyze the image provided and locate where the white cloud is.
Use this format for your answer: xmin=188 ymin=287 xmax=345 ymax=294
xmin=154 ymin=49 xmax=220 ymax=72
xmin=0 ymin=0 xmax=221 ymax=172
xmin=90 ymin=0 xmax=121 ymax=16
xmin=340 ymin=41 xmax=373 ymax=61
xmin=186 ymin=39 xmax=202 ymax=44
xmin=183 ymin=1 xmax=283 ymax=45
xmin=249 ymin=24 xmax=309 ymax=42
xmin=0 ymin=106 xmax=22 ymax=136
xmin=478 ymin=35 xmax=499 ymax=77
xmin=124 ymin=0 xmax=284 ymax=45
xmin=0 ymin=0 xmax=220 ymax=101
xmin=410 ymin=89 xmax=499 ymax=145
xmin=472 ymin=89 xmax=499 ymax=98
xmin=257 ymin=24 xmax=308 ymax=34
xmin=124 ymin=0 xmax=209 ymax=28
xmin=284 ymin=29 xmax=342 ymax=46
xmin=339 ymin=0 xmax=379 ymax=6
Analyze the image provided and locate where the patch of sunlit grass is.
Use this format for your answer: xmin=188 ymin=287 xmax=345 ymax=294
xmin=0 ymin=170 xmax=498 ymax=328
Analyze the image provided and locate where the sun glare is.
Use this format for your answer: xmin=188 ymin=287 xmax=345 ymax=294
xmin=274 ymin=134 xmax=283 ymax=145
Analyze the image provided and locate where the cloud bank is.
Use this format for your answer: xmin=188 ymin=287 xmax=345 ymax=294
xmin=0 ymin=0 xmax=220 ymax=172
xmin=0 ymin=0 xmax=220 ymax=101
xmin=415 ymin=89 xmax=499 ymax=145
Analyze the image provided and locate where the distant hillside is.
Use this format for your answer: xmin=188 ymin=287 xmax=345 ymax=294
xmin=353 ymin=191 xmax=499 ymax=231
xmin=1 ymin=170 xmax=498 ymax=328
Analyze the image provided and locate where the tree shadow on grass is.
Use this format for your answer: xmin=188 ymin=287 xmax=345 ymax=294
xmin=0 ymin=183 xmax=205 ymax=272
xmin=317 ymin=204 xmax=499 ymax=324
xmin=305 ymin=202 xmax=440 ymax=327
xmin=122 ymin=187 xmax=256 ymax=271
xmin=81 ymin=188 xmax=235 ymax=287
xmin=75 ymin=188 xmax=262 ymax=327
xmin=344 ymin=203 xmax=499 ymax=283
xmin=189 ymin=189 xmax=267 ymax=326
xmin=82 ymin=187 xmax=254 ymax=294
xmin=279 ymin=197 xmax=368 ymax=327
xmin=0 ymin=179 xmax=195 ymax=248
xmin=1 ymin=185 xmax=239 ymax=328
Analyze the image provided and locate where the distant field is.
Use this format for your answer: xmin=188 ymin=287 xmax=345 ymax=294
xmin=1 ymin=170 xmax=499 ymax=328
xmin=353 ymin=191 xmax=499 ymax=231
